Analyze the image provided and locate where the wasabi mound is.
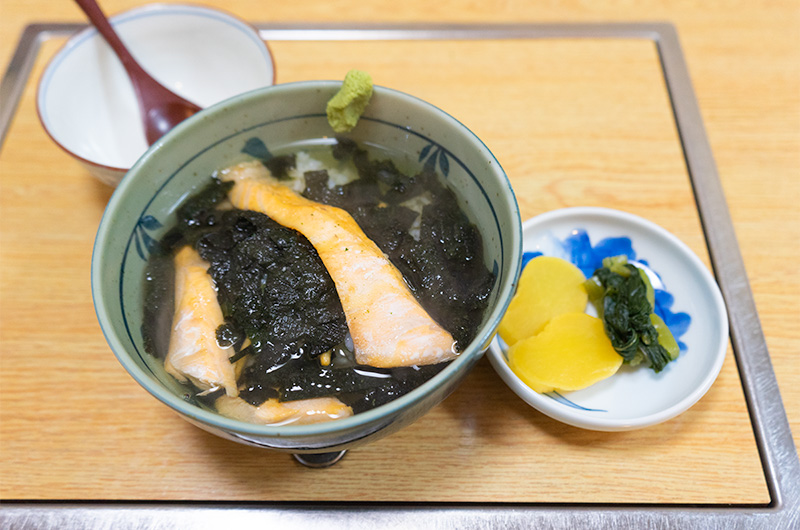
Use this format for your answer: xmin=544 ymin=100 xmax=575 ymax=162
xmin=327 ymin=69 xmax=374 ymax=133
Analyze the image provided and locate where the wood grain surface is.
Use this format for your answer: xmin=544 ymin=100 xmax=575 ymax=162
xmin=1 ymin=0 xmax=797 ymax=505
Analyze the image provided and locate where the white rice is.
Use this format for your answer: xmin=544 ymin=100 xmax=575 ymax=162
xmin=287 ymin=151 xmax=430 ymax=240
xmin=400 ymin=193 xmax=432 ymax=241
xmin=286 ymin=151 xmax=359 ymax=193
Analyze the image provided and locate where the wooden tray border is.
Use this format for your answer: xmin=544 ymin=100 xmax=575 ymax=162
xmin=1 ymin=22 xmax=797 ymax=529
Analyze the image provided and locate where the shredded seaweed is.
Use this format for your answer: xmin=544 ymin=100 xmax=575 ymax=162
xmin=262 ymin=154 xmax=296 ymax=181
xmin=197 ymin=210 xmax=348 ymax=368
xmin=143 ymin=139 xmax=494 ymax=411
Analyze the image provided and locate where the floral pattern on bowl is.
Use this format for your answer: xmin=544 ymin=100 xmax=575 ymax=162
xmin=487 ymin=207 xmax=728 ymax=431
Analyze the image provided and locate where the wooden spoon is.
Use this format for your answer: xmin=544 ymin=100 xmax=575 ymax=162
xmin=74 ymin=0 xmax=202 ymax=145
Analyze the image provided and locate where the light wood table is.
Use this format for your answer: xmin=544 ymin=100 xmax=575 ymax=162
xmin=1 ymin=0 xmax=798 ymax=526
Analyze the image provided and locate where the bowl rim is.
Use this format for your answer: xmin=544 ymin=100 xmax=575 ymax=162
xmin=36 ymin=2 xmax=277 ymax=175
xmin=92 ymin=80 xmax=523 ymax=438
xmin=486 ymin=206 xmax=729 ymax=431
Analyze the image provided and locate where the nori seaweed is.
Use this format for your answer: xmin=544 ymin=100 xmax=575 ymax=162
xmin=143 ymin=139 xmax=495 ymax=410
xmin=196 ymin=210 xmax=349 ymax=368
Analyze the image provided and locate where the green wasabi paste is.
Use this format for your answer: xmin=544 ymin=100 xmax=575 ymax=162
xmin=326 ymin=69 xmax=374 ymax=133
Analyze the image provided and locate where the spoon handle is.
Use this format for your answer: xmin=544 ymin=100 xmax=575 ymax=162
xmin=73 ymin=0 xmax=150 ymax=82
xmin=73 ymin=0 xmax=201 ymax=145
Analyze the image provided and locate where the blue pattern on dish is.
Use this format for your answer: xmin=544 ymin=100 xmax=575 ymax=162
xmin=419 ymin=142 xmax=451 ymax=177
xmin=549 ymin=391 xmax=607 ymax=412
xmin=133 ymin=214 xmax=162 ymax=260
xmin=241 ymin=136 xmax=272 ymax=160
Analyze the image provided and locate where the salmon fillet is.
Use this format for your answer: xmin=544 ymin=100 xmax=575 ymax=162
xmin=218 ymin=161 xmax=457 ymax=368
xmin=165 ymin=246 xmax=240 ymax=396
xmin=215 ymin=395 xmax=353 ymax=426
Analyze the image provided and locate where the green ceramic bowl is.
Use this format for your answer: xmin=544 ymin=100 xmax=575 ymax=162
xmin=92 ymin=81 xmax=522 ymax=453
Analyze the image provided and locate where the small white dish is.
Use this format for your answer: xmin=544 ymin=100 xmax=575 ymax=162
xmin=487 ymin=207 xmax=729 ymax=431
xmin=37 ymin=3 xmax=275 ymax=186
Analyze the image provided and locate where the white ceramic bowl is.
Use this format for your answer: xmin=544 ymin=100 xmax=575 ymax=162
xmin=37 ymin=3 xmax=275 ymax=186
xmin=487 ymin=207 xmax=728 ymax=431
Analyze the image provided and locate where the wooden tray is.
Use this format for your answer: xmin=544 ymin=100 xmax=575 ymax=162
xmin=1 ymin=22 xmax=797 ymax=528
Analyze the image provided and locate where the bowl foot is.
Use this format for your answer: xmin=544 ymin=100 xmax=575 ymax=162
xmin=292 ymin=450 xmax=347 ymax=468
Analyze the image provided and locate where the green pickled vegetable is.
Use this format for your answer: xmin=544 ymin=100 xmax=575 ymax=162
xmin=584 ymin=255 xmax=678 ymax=372
xmin=651 ymin=313 xmax=680 ymax=360
xmin=638 ymin=267 xmax=655 ymax=309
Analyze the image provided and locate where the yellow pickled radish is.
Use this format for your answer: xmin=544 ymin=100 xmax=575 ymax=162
xmin=498 ymin=256 xmax=588 ymax=346
xmin=508 ymin=312 xmax=622 ymax=393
